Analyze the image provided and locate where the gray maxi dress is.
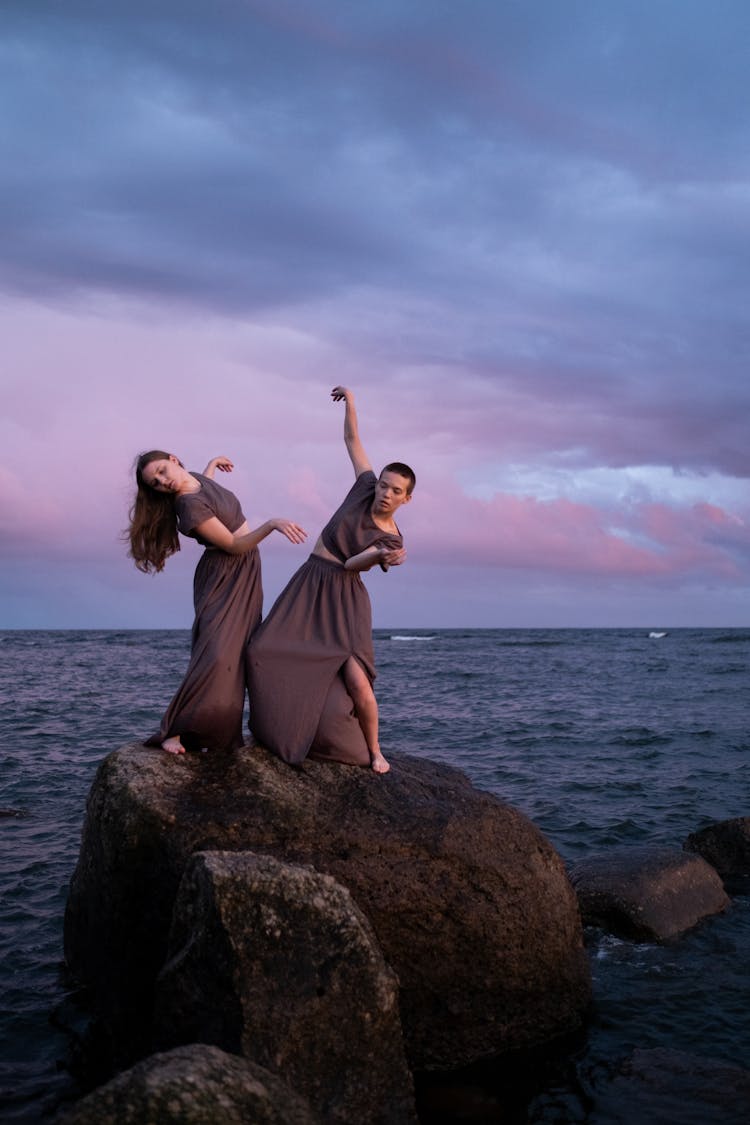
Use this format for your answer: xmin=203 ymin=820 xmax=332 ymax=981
xmin=246 ymin=471 xmax=402 ymax=765
xmin=146 ymin=473 xmax=262 ymax=752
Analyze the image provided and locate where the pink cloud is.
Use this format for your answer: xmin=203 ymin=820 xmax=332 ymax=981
xmin=284 ymin=465 xmax=332 ymax=523
xmin=405 ymin=479 xmax=749 ymax=583
xmin=1 ymin=297 xmax=748 ymax=632
xmin=0 ymin=466 xmax=71 ymax=551
xmin=634 ymin=501 xmax=748 ymax=578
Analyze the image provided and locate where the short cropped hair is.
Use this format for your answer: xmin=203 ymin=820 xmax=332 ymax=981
xmin=381 ymin=462 xmax=416 ymax=495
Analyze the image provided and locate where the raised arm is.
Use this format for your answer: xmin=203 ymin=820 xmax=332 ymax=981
xmin=202 ymin=456 xmax=234 ymax=479
xmin=331 ymin=386 xmax=372 ymax=478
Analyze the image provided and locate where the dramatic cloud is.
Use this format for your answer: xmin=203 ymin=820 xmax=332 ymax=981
xmin=1 ymin=1 xmax=748 ymax=627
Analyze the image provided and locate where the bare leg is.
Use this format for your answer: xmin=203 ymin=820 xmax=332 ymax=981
xmin=342 ymin=657 xmax=390 ymax=773
xmin=161 ymin=735 xmax=186 ymax=755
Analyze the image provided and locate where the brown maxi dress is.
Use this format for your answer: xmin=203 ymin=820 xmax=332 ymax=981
xmin=146 ymin=473 xmax=262 ymax=752
xmin=246 ymin=470 xmax=402 ymax=765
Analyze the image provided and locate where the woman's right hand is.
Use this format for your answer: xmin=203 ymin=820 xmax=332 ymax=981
xmin=380 ymin=546 xmax=407 ymax=567
xmin=203 ymin=455 xmax=234 ymax=475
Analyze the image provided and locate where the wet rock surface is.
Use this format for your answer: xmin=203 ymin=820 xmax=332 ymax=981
xmin=153 ymin=850 xmax=416 ymax=1124
xmin=58 ymin=1043 xmax=318 ymax=1124
xmin=569 ymin=844 xmax=730 ymax=941
xmin=685 ymin=816 xmax=750 ymax=889
xmin=64 ymin=743 xmax=591 ymax=1072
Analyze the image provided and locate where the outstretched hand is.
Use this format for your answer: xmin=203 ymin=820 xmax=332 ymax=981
xmin=331 ymin=385 xmax=353 ymax=403
xmin=272 ymin=519 xmax=308 ymax=545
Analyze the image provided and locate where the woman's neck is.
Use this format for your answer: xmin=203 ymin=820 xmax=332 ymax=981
xmin=371 ymin=510 xmax=396 ymax=533
xmin=176 ymin=471 xmax=201 ymax=496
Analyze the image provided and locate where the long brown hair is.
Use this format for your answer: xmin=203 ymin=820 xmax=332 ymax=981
xmin=126 ymin=450 xmax=182 ymax=574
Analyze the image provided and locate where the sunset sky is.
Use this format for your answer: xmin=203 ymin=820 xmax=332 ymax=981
xmin=2 ymin=0 xmax=748 ymax=629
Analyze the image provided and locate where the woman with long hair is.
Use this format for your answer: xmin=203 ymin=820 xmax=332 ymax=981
xmin=128 ymin=450 xmax=306 ymax=754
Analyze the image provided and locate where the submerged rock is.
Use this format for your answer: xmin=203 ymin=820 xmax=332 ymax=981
xmin=153 ymin=850 xmax=416 ymax=1125
xmin=65 ymin=743 xmax=590 ymax=1072
xmin=58 ymin=1043 xmax=318 ymax=1124
xmin=569 ymin=845 xmax=729 ymax=941
xmin=594 ymin=1047 xmax=750 ymax=1125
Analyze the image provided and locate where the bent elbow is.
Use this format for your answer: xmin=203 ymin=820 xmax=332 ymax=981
xmin=225 ymin=538 xmax=250 ymax=556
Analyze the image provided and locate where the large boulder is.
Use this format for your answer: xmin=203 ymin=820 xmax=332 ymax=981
xmin=569 ymin=845 xmax=730 ymax=941
xmin=153 ymin=851 xmax=416 ymax=1125
xmin=65 ymin=744 xmax=590 ymax=1071
xmin=58 ymin=1043 xmax=318 ymax=1124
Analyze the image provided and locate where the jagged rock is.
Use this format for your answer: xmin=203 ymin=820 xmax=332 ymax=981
xmin=593 ymin=1047 xmax=750 ymax=1125
xmin=65 ymin=744 xmax=590 ymax=1072
xmin=569 ymin=845 xmax=730 ymax=941
xmin=153 ymin=850 xmax=416 ymax=1125
xmin=685 ymin=817 xmax=750 ymax=885
xmin=58 ymin=1043 xmax=318 ymax=1124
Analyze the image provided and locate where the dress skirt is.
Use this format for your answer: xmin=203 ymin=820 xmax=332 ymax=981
xmin=246 ymin=554 xmax=372 ymax=766
xmin=147 ymin=547 xmax=262 ymax=752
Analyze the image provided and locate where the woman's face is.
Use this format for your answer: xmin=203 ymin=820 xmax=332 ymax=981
xmin=141 ymin=455 xmax=186 ymax=494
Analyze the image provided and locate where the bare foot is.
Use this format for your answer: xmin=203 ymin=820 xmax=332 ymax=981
xmin=162 ymin=736 xmax=185 ymax=755
xmin=371 ymin=751 xmax=390 ymax=774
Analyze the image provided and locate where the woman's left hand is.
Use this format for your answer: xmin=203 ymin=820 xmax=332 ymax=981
xmin=271 ymin=519 xmax=308 ymax=544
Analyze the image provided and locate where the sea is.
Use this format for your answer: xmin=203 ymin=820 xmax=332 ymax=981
xmin=1 ymin=627 xmax=748 ymax=1123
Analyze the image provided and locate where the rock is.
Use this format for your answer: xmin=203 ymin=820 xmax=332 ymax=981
xmin=685 ymin=817 xmax=750 ymax=886
xmin=58 ymin=1043 xmax=318 ymax=1124
xmin=593 ymin=1047 xmax=750 ymax=1125
xmin=569 ymin=845 xmax=730 ymax=941
xmin=65 ymin=744 xmax=590 ymax=1072
xmin=153 ymin=850 xmax=416 ymax=1125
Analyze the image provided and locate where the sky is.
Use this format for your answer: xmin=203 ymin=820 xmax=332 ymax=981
xmin=1 ymin=0 xmax=749 ymax=629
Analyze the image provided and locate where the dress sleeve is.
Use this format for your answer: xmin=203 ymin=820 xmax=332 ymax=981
xmin=372 ymin=531 xmax=403 ymax=552
xmin=348 ymin=469 xmax=378 ymax=501
xmin=175 ymin=492 xmax=217 ymax=536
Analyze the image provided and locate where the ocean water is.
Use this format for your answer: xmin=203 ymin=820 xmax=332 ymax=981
xmin=1 ymin=627 xmax=748 ymax=1122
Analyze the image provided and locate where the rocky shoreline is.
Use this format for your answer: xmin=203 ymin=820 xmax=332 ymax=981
xmin=60 ymin=745 xmax=750 ymax=1122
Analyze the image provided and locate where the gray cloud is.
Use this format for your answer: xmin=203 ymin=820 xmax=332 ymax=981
xmin=3 ymin=0 xmax=749 ymax=479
